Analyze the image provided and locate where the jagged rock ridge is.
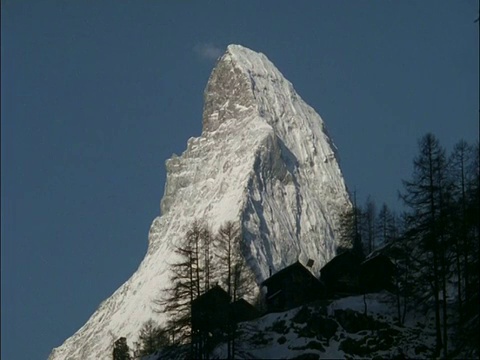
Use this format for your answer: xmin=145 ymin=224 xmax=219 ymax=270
xmin=49 ymin=44 xmax=350 ymax=360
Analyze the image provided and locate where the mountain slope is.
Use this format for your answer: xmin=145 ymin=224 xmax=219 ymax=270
xmin=49 ymin=44 xmax=350 ymax=360
xmin=150 ymin=291 xmax=439 ymax=360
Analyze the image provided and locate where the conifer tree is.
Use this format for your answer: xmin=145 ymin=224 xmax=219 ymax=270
xmin=448 ymin=140 xmax=475 ymax=317
xmin=457 ymin=141 xmax=480 ymax=354
xmin=154 ymin=219 xmax=216 ymax=359
xmin=155 ymin=221 xmax=205 ymax=347
xmin=337 ymin=206 xmax=355 ymax=254
xmin=337 ymin=197 xmax=364 ymax=260
xmin=202 ymin=225 xmax=214 ymax=293
xmin=133 ymin=320 xmax=169 ymax=358
xmin=216 ymin=221 xmax=255 ymax=359
xmin=362 ymin=196 xmax=377 ymax=254
xmin=400 ymin=133 xmax=450 ymax=357
xmin=113 ymin=337 xmax=131 ymax=360
xmin=376 ymin=203 xmax=395 ymax=248
xmin=216 ymin=221 xmax=254 ymax=302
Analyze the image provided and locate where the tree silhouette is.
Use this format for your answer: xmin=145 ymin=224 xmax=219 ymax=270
xmin=113 ymin=337 xmax=131 ymax=360
xmin=400 ymin=133 xmax=450 ymax=357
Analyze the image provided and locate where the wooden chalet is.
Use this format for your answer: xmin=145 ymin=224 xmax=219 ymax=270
xmin=320 ymin=250 xmax=396 ymax=296
xmin=191 ymin=286 xmax=260 ymax=331
xmin=261 ymin=261 xmax=325 ymax=313
xmin=320 ymin=250 xmax=362 ymax=296
xmin=230 ymin=298 xmax=260 ymax=323
xmin=191 ymin=285 xmax=231 ymax=334
xmin=359 ymin=254 xmax=395 ymax=293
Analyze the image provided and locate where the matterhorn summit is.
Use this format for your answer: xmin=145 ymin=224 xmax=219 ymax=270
xmin=49 ymin=44 xmax=350 ymax=359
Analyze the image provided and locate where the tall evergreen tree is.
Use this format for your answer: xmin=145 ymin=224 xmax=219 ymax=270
xmin=133 ymin=320 xmax=169 ymax=358
xmin=385 ymin=212 xmax=412 ymax=325
xmin=113 ymin=337 xmax=131 ymax=360
xmin=155 ymin=221 xmax=210 ymax=348
xmin=457 ymin=141 xmax=480 ymax=354
xmin=202 ymin=225 xmax=214 ymax=293
xmin=446 ymin=141 xmax=471 ymax=323
xmin=216 ymin=221 xmax=255 ymax=359
xmin=362 ymin=196 xmax=377 ymax=254
xmin=400 ymin=133 xmax=450 ymax=357
xmin=216 ymin=221 xmax=254 ymax=302
xmin=337 ymin=206 xmax=355 ymax=254
xmin=376 ymin=203 xmax=395 ymax=248
xmin=337 ymin=195 xmax=364 ymax=259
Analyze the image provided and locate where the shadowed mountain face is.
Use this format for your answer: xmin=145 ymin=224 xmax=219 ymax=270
xmin=49 ymin=44 xmax=350 ymax=360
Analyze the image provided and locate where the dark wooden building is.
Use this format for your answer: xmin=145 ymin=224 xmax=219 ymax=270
xmin=191 ymin=286 xmax=259 ymax=358
xmin=191 ymin=286 xmax=260 ymax=332
xmin=191 ymin=285 xmax=231 ymax=334
xmin=320 ymin=251 xmax=362 ymax=296
xmin=320 ymin=251 xmax=396 ymax=296
xmin=230 ymin=298 xmax=260 ymax=323
xmin=261 ymin=261 xmax=325 ymax=313
xmin=359 ymin=254 xmax=395 ymax=293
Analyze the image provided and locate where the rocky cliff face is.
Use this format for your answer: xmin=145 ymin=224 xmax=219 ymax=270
xmin=49 ymin=44 xmax=350 ymax=360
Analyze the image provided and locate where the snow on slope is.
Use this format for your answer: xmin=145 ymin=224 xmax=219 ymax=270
xmin=49 ymin=44 xmax=350 ymax=360
xmin=150 ymin=291 xmax=439 ymax=360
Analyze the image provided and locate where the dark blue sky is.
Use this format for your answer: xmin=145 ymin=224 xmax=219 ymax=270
xmin=1 ymin=1 xmax=478 ymax=359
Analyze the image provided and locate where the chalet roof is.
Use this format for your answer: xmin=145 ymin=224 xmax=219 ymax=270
xmin=320 ymin=250 xmax=361 ymax=274
xmin=230 ymin=298 xmax=258 ymax=314
xmin=261 ymin=261 xmax=320 ymax=287
xmin=364 ymin=242 xmax=392 ymax=261
xmin=192 ymin=285 xmax=230 ymax=306
xmin=230 ymin=298 xmax=260 ymax=322
xmin=361 ymin=253 xmax=395 ymax=268
xmin=231 ymin=298 xmax=254 ymax=309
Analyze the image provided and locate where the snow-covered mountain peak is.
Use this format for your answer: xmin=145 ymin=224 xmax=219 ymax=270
xmin=49 ymin=45 xmax=350 ymax=360
xmin=203 ymin=44 xmax=301 ymax=134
